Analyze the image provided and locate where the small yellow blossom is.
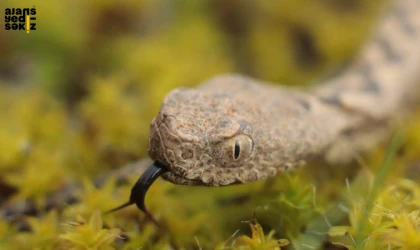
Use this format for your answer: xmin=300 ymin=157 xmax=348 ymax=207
xmin=386 ymin=210 xmax=420 ymax=249
xmin=237 ymin=220 xmax=290 ymax=250
xmin=60 ymin=211 xmax=121 ymax=250
xmin=64 ymin=178 xmax=125 ymax=219
xmin=5 ymin=148 xmax=67 ymax=207
xmin=14 ymin=211 xmax=60 ymax=250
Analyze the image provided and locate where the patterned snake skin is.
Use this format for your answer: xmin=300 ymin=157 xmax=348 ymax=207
xmin=3 ymin=0 xmax=420 ymax=222
xmin=148 ymin=0 xmax=420 ymax=186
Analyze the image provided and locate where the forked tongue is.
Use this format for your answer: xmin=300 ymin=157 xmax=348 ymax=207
xmin=105 ymin=161 xmax=167 ymax=226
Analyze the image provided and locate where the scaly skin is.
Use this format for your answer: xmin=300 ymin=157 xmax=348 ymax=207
xmin=149 ymin=0 xmax=420 ymax=186
xmin=2 ymin=0 xmax=420 ymax=220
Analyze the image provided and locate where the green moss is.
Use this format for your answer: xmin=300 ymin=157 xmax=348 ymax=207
xmin=1 ymin=0 xmax=420 ymax=249
xmin=60 ymin=211 xmax=121 ymax=250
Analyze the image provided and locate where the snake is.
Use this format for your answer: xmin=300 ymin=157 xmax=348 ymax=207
xmin=108 ymin=0 xmax=420 ymax=217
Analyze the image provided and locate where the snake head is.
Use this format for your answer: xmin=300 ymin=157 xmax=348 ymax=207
xmin=147 ymin=77 xmax=279 ymax=186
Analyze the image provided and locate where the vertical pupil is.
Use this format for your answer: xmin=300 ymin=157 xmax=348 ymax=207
xmin=234 ymin=141 xmax=240 ymax=159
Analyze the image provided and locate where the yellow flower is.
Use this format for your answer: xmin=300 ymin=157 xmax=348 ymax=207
xmin=79 ymin=77 xmax=148 ymax=158
xmin=386 ymin=210 xmax=420 ymax=250
xmin=14 ymin=211 xmax=60 ymax=250
xmin=63 ymin=178 xmax=126 ymax=225
xmin=60 ymin=211 xmax=121 ymax=250
xmin=236 ymin=220 xmax=290 ymax=250
xmin=5 ymin=148 xmax=67 ymax=207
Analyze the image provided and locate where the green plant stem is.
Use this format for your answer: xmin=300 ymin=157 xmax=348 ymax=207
xmin=355 ymin=130 xmax=403 ymax=249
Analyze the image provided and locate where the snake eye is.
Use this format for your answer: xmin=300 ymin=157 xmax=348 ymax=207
xmin=228 ymin=134 xmax=253 ymax=162
xmin=218 ymin=134 xmax=253 ymax=166
xmin=234 ymin=141 xmax=240 ymax=159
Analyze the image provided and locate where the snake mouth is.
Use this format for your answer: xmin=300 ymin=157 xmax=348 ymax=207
xmin=161 ymin=170 xmax=207 ymax=185
xmin=148 ymin=112 xmax=209 ymax=185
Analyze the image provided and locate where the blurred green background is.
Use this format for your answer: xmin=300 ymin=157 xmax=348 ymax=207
xmin=2 ymin=0 xmax=420 ymax=249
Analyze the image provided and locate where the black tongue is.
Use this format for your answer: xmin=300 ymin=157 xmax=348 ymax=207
xmin=104 ymin=161 xmax=167 ymax=226
xmin=104 ymin=201 xmax=133 ymax=214
xmin=129 ymin=161 xmax=167 ymax=213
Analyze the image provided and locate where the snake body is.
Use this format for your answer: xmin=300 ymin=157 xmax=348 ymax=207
xmin=3 ymin=0 xmax=420 ymax=222
xmin=148 ymin=0 xmax=420 ymax=186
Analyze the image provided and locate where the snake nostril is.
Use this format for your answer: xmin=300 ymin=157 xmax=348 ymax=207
xmin=181 ymin=147 xmax=194 ymax=160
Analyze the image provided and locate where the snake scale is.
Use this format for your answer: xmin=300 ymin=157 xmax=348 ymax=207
xmin=148 ymin=0 xmax=420 ymax=186
xmin=3 ymin=0 xmax=420 ymax=220
xmin=105 ymin=0 xmax=420 ymax=216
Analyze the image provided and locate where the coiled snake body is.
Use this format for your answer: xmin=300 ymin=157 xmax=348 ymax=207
xmin=101 ymin=0 xmax=420 ymax=217
xmin=148 ymin=0 xmax=420 ymax=186
xmin=4 ymin=0 xmax=420 ymax=224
